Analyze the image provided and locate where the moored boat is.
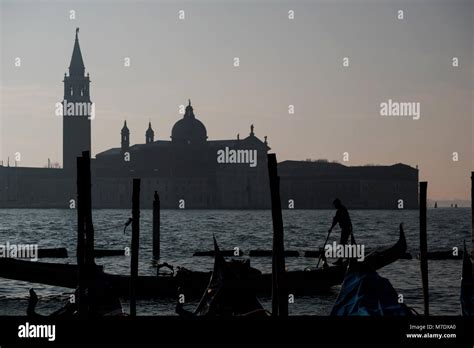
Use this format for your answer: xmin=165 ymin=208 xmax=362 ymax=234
xmin=330 ymin=260 xmax=414 ymax=316
xmin=0 ymin=224 xmax=407 ymax=298
xmin=177 ymin=237 xmax=267 ymax=317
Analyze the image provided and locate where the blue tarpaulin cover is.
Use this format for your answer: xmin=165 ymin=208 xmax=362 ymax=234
xmin=331 ymin=268 xmax=412 ymax=316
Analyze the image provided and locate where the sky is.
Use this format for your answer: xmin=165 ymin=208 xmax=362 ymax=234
xmin=0 ymin=0 xmax=473 ymax=201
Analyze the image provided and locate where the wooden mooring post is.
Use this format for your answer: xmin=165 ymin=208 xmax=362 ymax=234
xmin=82 ymin=151 xmax=95 ymax=267
xmin=267 ymin=153 xmax=288 ymax=317
xmin=130 ymin=178 xmax=141 ymax=317
xmin=76 ymin=151 xmax=96 ymax=316
xmin=419 ymin=181 xmax=429 ymax=316
xmin=76 ymin=154 xmax=87 ymax=317
xmin=153 ymin=191 xmax=160 ymax=260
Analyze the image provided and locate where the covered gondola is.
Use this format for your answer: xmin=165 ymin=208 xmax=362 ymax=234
xmin=330 ymin=260 xmax=413 ymax=316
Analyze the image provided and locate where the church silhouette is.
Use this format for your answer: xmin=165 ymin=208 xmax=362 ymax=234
xmin=0 ymin=29 xmax=418 ymax=209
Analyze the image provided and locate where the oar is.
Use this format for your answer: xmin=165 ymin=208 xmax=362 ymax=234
xmin=316 ymin=228 xmax=357 ymax=268
xmin=316 ymin=229 xmax=333 ymax=269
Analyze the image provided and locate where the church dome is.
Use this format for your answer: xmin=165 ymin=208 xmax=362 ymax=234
xmin=171 ymin=100 xmax=207 ymax=144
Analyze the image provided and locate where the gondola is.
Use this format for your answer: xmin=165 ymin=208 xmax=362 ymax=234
xmin=176 ymin=237 xmax=268 ymax=317
xmin=0 ymin=224 xmax=407 ymax=298
xmin=26 ymin=267 xmax=125 ymax=317
xmin=460 ymin=242 xmax=473 ymax=316
xmin=268 ymin=223 xmax=408 ymax=295
xmin=330 ymin=260 xmax=414 ymax=316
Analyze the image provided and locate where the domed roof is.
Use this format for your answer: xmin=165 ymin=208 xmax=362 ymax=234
xmin=171 ymin=100 xmax=207 ymax=144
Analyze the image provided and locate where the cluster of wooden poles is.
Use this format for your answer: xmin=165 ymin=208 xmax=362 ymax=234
xmin=74 ymin=150 xmax=291 ymax=317
xmin=74 ymin=149 xmax=473 ymax=318
xmin=75 ymin=152 xmax=143 ymax=316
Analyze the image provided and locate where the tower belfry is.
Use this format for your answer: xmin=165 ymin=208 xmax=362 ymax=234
xmin=146 ymin=121 xmax=154 ymax=144
xmin=122 ymin=120 xmax=130 ymax=150
xmin=62 ymin=28 xmax=91 ymax=172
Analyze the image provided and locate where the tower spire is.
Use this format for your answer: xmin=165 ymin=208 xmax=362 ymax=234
xmin=69 ymin=27 xmax=85 ymax=77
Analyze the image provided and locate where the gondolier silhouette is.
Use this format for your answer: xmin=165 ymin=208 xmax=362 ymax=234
xmin=329 ymin=198 xmax=353 ymax=246
xmin=329 ymin=198 xmax=355 ymax=265
xmin=317 ymin=198 xmax=355 ymax=268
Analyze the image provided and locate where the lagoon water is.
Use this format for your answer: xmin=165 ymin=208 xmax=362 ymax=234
xmin=0 ymin=208 xmax=470 ymax=316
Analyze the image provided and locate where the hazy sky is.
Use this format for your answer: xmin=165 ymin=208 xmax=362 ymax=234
xmin=1 ymin=0 xmax=473 ymax=201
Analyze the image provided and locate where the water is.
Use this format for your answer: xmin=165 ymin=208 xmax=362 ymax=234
xmin=0 ymin=208 xmax=470 ymax=316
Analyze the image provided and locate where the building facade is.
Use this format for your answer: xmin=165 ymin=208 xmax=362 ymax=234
xmin=278 ymin=161 xmax=418 ymax=209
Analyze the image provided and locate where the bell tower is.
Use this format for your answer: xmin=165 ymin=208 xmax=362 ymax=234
xmin=62 ymin=28 xmax=91 ymax=173
xmin=121 ymin=121 xmax=130 ymax=151
xmin=145 ymin=122 xmax=154 ymax=144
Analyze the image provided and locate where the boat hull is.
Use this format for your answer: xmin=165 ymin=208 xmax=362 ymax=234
xmin=0 ymin=225 xmax=406 ymax=298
